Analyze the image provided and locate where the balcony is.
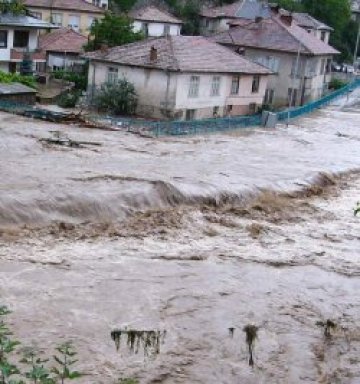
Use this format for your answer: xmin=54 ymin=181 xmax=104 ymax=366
xmin=10 ymin=48 xmax=46 ymax=62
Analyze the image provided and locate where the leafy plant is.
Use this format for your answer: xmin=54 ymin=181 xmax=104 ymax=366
xmin=94 ymin=78 xmax=138 ymax=115
xmin=0 ymin=71 xmax=36 ymax=89
xmin=243 ymin=324 xmax=258 ymax=367
xmin=0 ymin=0 xmax=26 ymax=15
xmin=57 ymin=91 xmax=81 ymax=109
xmin=328 ymin=78 xmax=347 ymax=91
xmin=118 ymin=379 xmax=139 ymax=384
xmin=52 ymin=342 xmax=82 ymax=384
xmin=52 ymin=70 xmax=88 ymax=91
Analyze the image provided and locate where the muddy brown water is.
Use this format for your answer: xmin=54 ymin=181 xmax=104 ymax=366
xmin=0 ymin=90 xmax=360 ymax=383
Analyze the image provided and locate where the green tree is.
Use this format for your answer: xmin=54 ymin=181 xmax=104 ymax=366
xmin=0 ymin=0 xmax=26 ymax=15
xmin=85 ymin=13 xmax=143 ymax=51
xmin=94 ymin=78 xmax=138 ymax=115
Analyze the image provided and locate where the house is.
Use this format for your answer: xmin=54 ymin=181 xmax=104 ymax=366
xmin=85 ymin=35 xmax=271 ymax=120
xmin=129 ymin=6 xmax=183 ymax=37
xmin=351 ymin=0 xmax=360 ymax=22
xmin=0 ymin=82 xmax=37 ymax=104
xmin=0 ymin=13 xmax=55 ymax=73
xmin=199 ymin=0 xmax=271 ymax=35
xmin=39 ymin=28 xmax=87 ymax=71
xmin=84 ymin=0 xmax=108 ymax=10
xmin=23 ymin=0 xmax=105 ymax=35
xmin=212 ymin=13 xmax=339 ymax=107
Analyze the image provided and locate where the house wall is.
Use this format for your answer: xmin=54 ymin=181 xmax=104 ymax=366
xmin=132 ymin=20 xmax=181 ymax=36
xmin=230 ymin=46 xmax=333 ymax=107
xmin=200 ymin=17 xmax=231 ymax=35
xmin=84 ymin=0 xmax=108 ymax=10
xmin=27 ymin=7 xmax=104 ymax=35
xmin=88 ymin=62 xmax=178 ymax=119
xmin=0 ymin=28 xmax=38 ymax=62
xmin=47 ymin=53 xmax=84 ymax=70
xmin=87 ymin=61 xmax=268 ymax=120
xmin=175 ymin=72 xmax=267 ymax=119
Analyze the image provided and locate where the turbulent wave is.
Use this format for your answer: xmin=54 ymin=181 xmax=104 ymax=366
xmin=0 ymin=169 xmax=357 ymax=231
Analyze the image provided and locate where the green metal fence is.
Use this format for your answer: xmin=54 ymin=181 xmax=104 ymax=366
xmin=0 ymin=78 xmax=359 ymax=136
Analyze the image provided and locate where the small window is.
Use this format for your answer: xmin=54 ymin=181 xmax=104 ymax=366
xmin=231 ymin=75 xmax=240 ymax=95
xmin=249 ymin=102 xmax=257 ymax=114
xmin=320 ymin=58 xmax=326 ymax=74
xmin=321 ymin=31 xmax=326 ymax=41
xmin=251 ymin=75 xmax=260 ymax=93
xmin=211 ymin=76 xmax=221 ymax=96
xmin=163 ymin=24 xmax=170 ymax=36
xmin=0 ymin=30 xmax=8 ymax=48
xmin=185 ymin=109 xmax=196 ymax=120
xmin=13 ymin=31 xmax=29 ymax=48
xmin=226 ymin=105 xmax=233 ymax=114
xmin=107 ymin=67 xmax=118 ymax=83
xmin=264 ymin=89 xmax=274 ymax=105
xmin=31 ymin=12 xmax=42 ymax=19
xmin=68 ymin=15 xmax=80 ymax=31
xmin=51 ymin=13 xmax=63 ymax=26
xmin=142 ymin=23 xmax=149 ymax=37
xmin=188 ymin=75 xmax=200 ymax=98
xmin=213 ymin=106 xmax=219 ymax=117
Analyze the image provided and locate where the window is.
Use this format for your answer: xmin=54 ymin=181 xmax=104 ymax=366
xmin=251 ymin=75 xmax=260 ymax=93
xmin=185 ymin=109 xmax=196 ymax=120
xmin=226 ymin=105 xmax=233 ymax=115
xmin=13 ymin=31 xmax=29 ymax=48
xmin=321 ymin=31 xmax=326 ymax=41
xmin=264 ymin=89 xmax=274 ymax=104
xmin=68 ymin=15 xmax=80 ymax=31
xmin=230 ymin=75 xmax=240 ymax=95
xmin=320 ymin=58 xmax=326 ymax=74
xmin=188 ymin=75 xmax=200 ymax=98
xmin=142 ymin=23 xmax=149 ymax=37
xmin=211 ymin=76 xmax=221 ymax=96
xmin=88 ymin=16 xmax=96 ymax=29
xmin=249 ymin=103 xmax=257 ymax=114
xmin=51 ymin=13 xmax=63 ymax=26
xmin=107 ymin=67 xmax=118 ymax=83
xmin=0 ymin=30 xmax=7 ymax=48
xmin=163 ymin=24 xmax=170 ymax=36
xmin=254 ymin=56 xmax=280 ymax=72
xmin=213 ymin=106 xmax=219 ymax=117
xmin=288 ymin=88 xmax=298 ymax=106
xmin=31 ymin=12 xmax=42 ymax=19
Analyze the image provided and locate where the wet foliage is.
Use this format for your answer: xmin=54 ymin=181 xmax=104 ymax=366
xmin=0 ymin=305 xmax=82 ymax=384
xmin=111 ymin=329 xmax=166 ymax=359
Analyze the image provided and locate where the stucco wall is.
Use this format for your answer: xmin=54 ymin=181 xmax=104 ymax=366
xmin=0 ymin=28 xmax=38 ymax=62
xmin=27 ymin=7 xmax=103 ymax=35
xmin=48 ymin=53 xmax=84 ymax=69
xmin=132 ymin=21 xmax=181 ymax=36
xmin=88 ymin=61 xmax=268 ymax=120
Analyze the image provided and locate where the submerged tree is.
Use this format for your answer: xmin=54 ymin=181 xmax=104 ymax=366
xmin=111 ymin=329 xmax=166 ymax=359
xmin=243 ymin=325 xmax=258 ymax=367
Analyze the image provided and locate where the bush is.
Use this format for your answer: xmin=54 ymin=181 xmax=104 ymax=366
xmin=94 ymin=78 xmax=138 ymax=115
xmin=0 ymin=71 xmax=36 ymax=88
xmin=57 ymin=90 xmax=81 ymax=108
xmin=328 ymin=78 xmax=348 ymax=90
xmin=52 ymin=69 xmax=88 ymax=91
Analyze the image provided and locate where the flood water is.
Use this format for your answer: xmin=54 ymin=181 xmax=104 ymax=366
xmin=0 ymin=89 xmax=360 ymax=383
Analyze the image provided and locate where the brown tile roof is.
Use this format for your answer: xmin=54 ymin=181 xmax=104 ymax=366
xmin=213 ymin=16 xmax=339 ymax=56
xmin=200 ymin=0 xmax=244 ymax=19
xmin=129 ymin=6 xmax=183 ymax=24
xmin=23 ymin=0 xmax=105 ymax=14
xmin=292 ymin=13 xmax=332 ymax=31
xmin=85 ymin=35 xmax=272 ymax=74
xmin=39 ymin=28 xmax=88 ymax=53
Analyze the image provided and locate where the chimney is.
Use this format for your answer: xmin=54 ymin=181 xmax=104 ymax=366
xmin=150 ymin=46 xmax=157 ymax=62
xmin=100 ymin=44 xmax=108 ymax=53
xmin=280 ymin=14 xmax=293 ymax=26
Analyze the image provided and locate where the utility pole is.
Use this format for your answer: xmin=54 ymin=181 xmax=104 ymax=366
xmin=287 ymin=40 xmax=302 ymax=127
xmin=353 ymin=20 xmax=360 ymax=79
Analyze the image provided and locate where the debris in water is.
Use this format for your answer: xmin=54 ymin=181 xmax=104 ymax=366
xmin=316 ymin=319 xmax=337 ymax=338
xmin=353 ymin=202 xmax=360 ymax=216
xmin=228 ymin=327 xmax=235 ymax=338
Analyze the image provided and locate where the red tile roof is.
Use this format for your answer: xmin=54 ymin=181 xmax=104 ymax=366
xmin=213 ymin=16 xmax=339 ymax=56
xmin=23 ymin=0 xmax=105 ymax=13
xmin=200 ymin=0 xmax=245 ymax=19
xmin=85 ymin=35 xmax=272 ymax=75
xmin=129 ymin=6 xmax=183 ymax=24
xmin=39 ymin=28 xmax=88 ymax=53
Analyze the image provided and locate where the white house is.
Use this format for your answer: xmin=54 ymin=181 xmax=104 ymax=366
xmin=129 ymin=6 xmax=183 ymax=37
xmin=85 ymin=0 xmax=108 ymax=10
xmin=0 ymin=14 xmax=55 ymax=73
xmin=39 ymin=28 xmax=88 ymax=71
xmin=85 ymin=35 xmax=271 ymax=120
xmin=213 ymin=13 xmax=339 ymax=107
